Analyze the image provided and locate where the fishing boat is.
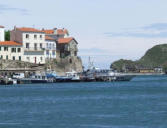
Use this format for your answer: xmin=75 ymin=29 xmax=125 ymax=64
xmin=83 ymin=57 xmax=135 ymax=82
xmin=66 ymin=70 xmax=81 ymax=82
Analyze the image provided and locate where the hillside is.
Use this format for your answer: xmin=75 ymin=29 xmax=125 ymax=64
xmin=111 ymin=44 xmax=167 ymax=72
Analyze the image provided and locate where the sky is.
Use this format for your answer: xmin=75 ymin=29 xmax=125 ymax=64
xmin=1 ymin=0 xmax=167 ymax=68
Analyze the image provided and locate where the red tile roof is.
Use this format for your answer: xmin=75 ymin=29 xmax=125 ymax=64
xmin=57 ymin=29 xmax=68 ymax=35
xmin=0 ymin=41 xmax=22 ymax=46
xmin=58 ymin=37 xmax=74 ymax=44
xmin=45 ymin=36 xmax=55 ymax=41
xmin=42 ymin=29 xmax=54 ymax=34
xmin=17 ymin=27 xmax=44 ymax=33
xmin=0 ymin=26 xmax=4 ymax=28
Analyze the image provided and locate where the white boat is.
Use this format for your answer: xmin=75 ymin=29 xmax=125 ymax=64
xmin=84 ymin=57 xmax=135 ymax=82
xmin=17 ymin=73 xmax=48 ymax=84
xmin=66 ymin=70 xmax=81 ymax=82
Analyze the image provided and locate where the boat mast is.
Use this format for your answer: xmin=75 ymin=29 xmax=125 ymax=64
xmin=88 ymin=56 xmax=94 ymax=69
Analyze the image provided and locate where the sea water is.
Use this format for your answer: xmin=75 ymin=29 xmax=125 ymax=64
xmin=0 ymin=75 xmax=167 ymax=128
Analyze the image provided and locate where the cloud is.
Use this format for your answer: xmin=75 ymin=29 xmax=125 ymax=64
xmin=0 ymin=4 xmax=29 ymax=15
xmin=143 ymin=23 xmax=167 ymax=30
xmin=104 ymin=23 xmax=167 ymax=38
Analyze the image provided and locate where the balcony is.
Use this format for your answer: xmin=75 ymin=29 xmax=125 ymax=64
xmin=45 ymin=47 xmax=56 ymax=50
xmin=24 ymin=47 xmax=45 ymax=51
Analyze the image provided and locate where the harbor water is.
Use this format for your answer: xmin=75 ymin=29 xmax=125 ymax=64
xmin=0 ymin=75 xmax=167 ymax=128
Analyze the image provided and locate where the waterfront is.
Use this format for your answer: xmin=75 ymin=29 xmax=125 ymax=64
xmin=0 ymin=75 xmax=167 ymax=128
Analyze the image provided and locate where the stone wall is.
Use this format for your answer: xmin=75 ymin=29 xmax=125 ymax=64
xmin=0 ymin=56 xmax=83 ymax=76
xmin=45 ymin=56 xmax=83 ymax=75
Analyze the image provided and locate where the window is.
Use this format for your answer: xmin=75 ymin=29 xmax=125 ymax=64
xmin=40 ymin=43 xmax=42 ymax=49
xmin=40 ymin=35 xmax=42 ymax=39
xmin=13 ymin=56 xmax=15 ymax=60
xmin=34 ymin=43 xmax=37 ymax=50
xmin=18 ymin=48 xmax=21 ymax=52
xmin=47 ymin=43 xmax=48 ymax=48
xmin=1 ymin=55 xmax=3 ymax=59
xmin=74 ymin=51 xmax=77 ymax=56
xmin=46 ymin=50 xmax=49 ymax=55
xmin=11 ymin=48 xmax=16 ymax=53
xmin=26 ymin=34 xmax=29 ymax=39
xmin=4 ymin=47 xmax=8 ymax=51
xmin=52 ymin=51 xmax=55 ymax=56
xmin=26 ymin=43 xmax=29 ymax=49
xmin=6 ymin=55 xmax=8 ymax=60
xmin=69 ymin=59 xmax=72 ymax=63
xmin=40 ymin=57 xmax=43 ymax=61
xmin=34 ymin=35 xmax=37 ymax=39
xmin=0 ymin=47 xmax=1 ymax=51
xmin=26 ymin=57 xmax=30 ymax=61
xmin=19 ymin=56 xmax=21 ymax=61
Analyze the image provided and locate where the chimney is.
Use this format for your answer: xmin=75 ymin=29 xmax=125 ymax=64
xmin=53 ymin=27 xmax=57 ymax=34
xmin=0 ymin=25 xmax=5 ymax=42
xmin=14 ymin=26 xmax=17 ymax=31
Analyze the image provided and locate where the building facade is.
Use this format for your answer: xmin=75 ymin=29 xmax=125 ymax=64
xmin=45 ymin=36 xmax=56 ymax=59
xmin=10 ymin=27 xmax=46 ymax=64
xmin=57 ymin=37 xmax=78 ymax=59
xmin=0 ymin=41 xmax=23 ymax=61
xmin=0 ymin=26 xmax=5 ymax=42
xmin=0 ymin=26 xmax=79 ymax=65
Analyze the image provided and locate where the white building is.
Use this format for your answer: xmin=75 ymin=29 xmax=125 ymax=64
xmin=0 ymin=41 xmax=23 ymax=61
xmin=45 ymin=36 xmax=56 ymax=59
xmin=10 ymin=27 xmax=46 ymax=64
xmin=0 ymin=26 xmax=74 ymax=64
xmin=0 ymin=26 xmax=5 ymax=42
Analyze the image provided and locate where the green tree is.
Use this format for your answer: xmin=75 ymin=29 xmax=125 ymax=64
xmin=5 ymin=30 xmax=10 ymax=41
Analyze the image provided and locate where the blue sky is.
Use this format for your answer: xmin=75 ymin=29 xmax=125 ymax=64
xmin=1 ymin=0 xmax=167 ymax=68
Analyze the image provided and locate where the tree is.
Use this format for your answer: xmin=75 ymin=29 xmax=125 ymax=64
xmin=5 ymin=31 xmax=10 ymax=41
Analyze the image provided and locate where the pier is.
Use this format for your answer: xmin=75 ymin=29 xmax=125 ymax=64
xmin=0 ymin=68 xmax=37 ymax=78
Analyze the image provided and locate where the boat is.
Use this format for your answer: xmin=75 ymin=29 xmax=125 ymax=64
xmin=17 ymin=73 xmax=48 ymax=84
xmin=66 ymin=70 xmax=81 ymax=82
xmin=83 ymin=57 xmax=136 ymax=82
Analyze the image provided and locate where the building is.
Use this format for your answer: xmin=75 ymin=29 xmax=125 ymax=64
xmin=0 ymin=26 xmax=5 ymax=42
xmin=42 ymin=28 xmax=69 ymax=39
xmin=43 ymin=28 xmax=78 ymax=60
xmin=0 ymin=26 xmax=80 ymax=66
xmin=57 ymin=37 xmax=78 ymax=60
xmin=45 ymin=36 xmax=56 ymax=59
xmin=0 ymin=41 xmax=23 ymax=61
xmin=10 ymin=27 xmax=46 ymax=64
xmin=139 ymin=68 xmax=155 ymax=73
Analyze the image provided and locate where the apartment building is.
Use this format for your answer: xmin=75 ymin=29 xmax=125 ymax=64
xmin=10 ymin=27 xmax=46 ymax=64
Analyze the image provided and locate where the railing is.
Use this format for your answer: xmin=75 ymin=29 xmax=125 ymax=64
xmin=45 ymin=47 xmax=56 ymax=50
xmin=24 ymin=47 xmax=45 ymax=51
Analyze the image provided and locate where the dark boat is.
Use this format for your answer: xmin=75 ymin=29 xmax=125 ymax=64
xmin=17 ymin=73 xmax=48 ymax=84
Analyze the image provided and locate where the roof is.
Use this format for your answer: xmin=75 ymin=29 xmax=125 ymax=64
xmin=0 ymin=26 xmax=4 ymax=28
xmin=17 ymin=27 xmax=44 ymax=33
xmin=45 ymin=36 xmax=55 ymax=41
xmin=42 ymin=29 xmax=54 ymax=34
xmin=0 ymin=41 xmax=22 ymax=46
xmin=58 ymin=37 xmax=75 ymax=44
xmin=57 ymin=29 xmax=68 ymax=35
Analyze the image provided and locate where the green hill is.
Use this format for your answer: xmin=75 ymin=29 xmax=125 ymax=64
xmin=111 ymin=44 xmax=167 ymax=72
